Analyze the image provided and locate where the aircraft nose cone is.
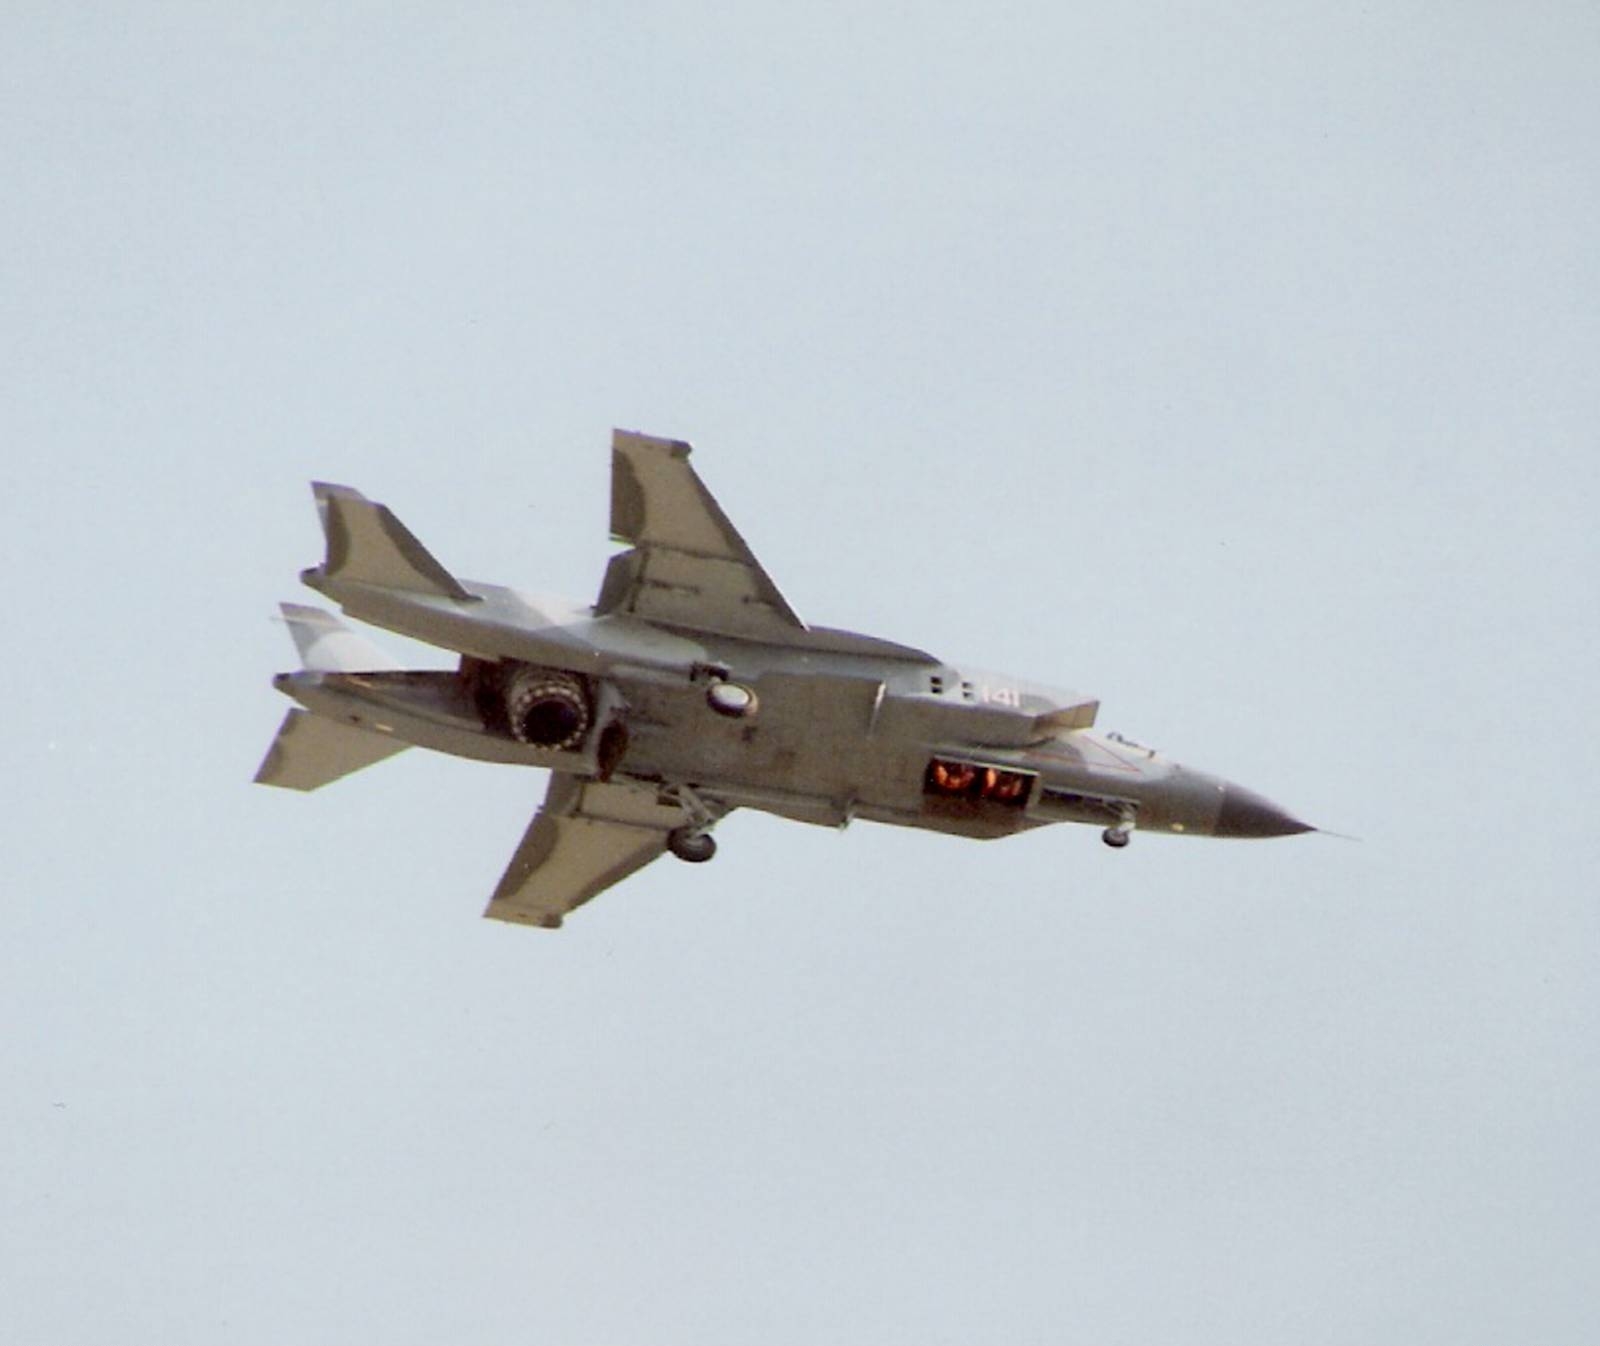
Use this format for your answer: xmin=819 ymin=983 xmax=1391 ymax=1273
xmin=1214 ymin=784 xmax=1313 ymax=838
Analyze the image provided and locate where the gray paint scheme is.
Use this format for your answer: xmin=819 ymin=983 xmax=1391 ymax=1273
xmin=257 ymin=429 xmax=1311 ymax=929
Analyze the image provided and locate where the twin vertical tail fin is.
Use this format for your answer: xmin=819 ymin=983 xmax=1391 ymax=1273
xmin=253 ymin=604 xmax=410 ymax=792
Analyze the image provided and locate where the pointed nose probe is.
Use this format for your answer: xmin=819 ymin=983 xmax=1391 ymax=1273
xmin=1213 ymin=784 xmax=1314 ymax=838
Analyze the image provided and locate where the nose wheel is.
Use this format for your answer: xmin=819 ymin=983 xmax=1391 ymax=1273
xmin=1101 ymin=807 xmax=1137 ymax=849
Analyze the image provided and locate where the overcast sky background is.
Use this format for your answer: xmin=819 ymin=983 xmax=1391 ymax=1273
xmin=3 ymin=4 xmax=1597 ymax=1344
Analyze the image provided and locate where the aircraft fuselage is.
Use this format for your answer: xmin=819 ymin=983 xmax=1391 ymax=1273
xmin=286 ymin=569 xmax=1306 ymax=845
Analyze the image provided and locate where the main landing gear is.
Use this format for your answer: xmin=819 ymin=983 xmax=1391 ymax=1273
xmin=668 ymin=828 xmax=717 ymax=863
xmin=665 ymin=783 xmax=720 ymax=864
xmin=666 ymin=672 xmax=752 ymax=861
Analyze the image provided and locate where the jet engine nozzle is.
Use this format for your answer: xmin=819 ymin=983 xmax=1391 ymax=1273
xmin=504 ymin=666 xmax=591 ymax=750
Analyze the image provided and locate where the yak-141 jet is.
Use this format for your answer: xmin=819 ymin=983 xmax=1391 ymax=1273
xmin=257 ymin=430 xmax=1313 ymax=929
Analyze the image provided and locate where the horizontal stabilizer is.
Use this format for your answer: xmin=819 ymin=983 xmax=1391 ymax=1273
xmin=279 ymin=603 xmax=401 ymax=672
xmin=254 ymin=708 xmax=409 ymax=791
xmin=309 ymin=482 xmax=475 ymax=601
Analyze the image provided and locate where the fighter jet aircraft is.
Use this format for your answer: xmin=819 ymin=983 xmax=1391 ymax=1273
xmin=256 ymin=429 xmax=1312 ymax=928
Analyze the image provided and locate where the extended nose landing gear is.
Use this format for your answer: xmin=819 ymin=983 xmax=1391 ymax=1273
xmin=1101 ymin=807 xmax=1137 ymax=849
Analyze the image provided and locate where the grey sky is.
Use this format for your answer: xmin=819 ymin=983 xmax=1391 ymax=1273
xmin=3 ymin=4 xmax=1597 ymax=1344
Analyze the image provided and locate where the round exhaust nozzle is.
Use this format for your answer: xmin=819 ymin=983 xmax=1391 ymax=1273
xmin=504 ymin=667 xmax=591 ymax=750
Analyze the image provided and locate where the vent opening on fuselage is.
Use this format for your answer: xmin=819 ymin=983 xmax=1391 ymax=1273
xmin=923 ymin=757 xmax=1035 ymax=808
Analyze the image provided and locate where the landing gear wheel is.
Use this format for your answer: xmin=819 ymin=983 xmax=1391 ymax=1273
xmin=1102 ymin=826 xmax=1131 ymax=849
xmin=668 ymin=828 xmax=717 ymax=863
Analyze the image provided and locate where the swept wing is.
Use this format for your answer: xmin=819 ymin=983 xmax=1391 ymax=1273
xmin=486 ymin=775 xmax=721 ymax=929
xmin=594 ymin=430 xmax=805 ymax=640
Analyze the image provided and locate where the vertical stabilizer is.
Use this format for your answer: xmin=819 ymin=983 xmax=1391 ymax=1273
xmin=307 ymin=482 xmax=476 ymax=601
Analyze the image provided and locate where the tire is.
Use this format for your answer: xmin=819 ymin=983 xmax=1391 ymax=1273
xmin=668 ymin=828 xmax=717 ymax=863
